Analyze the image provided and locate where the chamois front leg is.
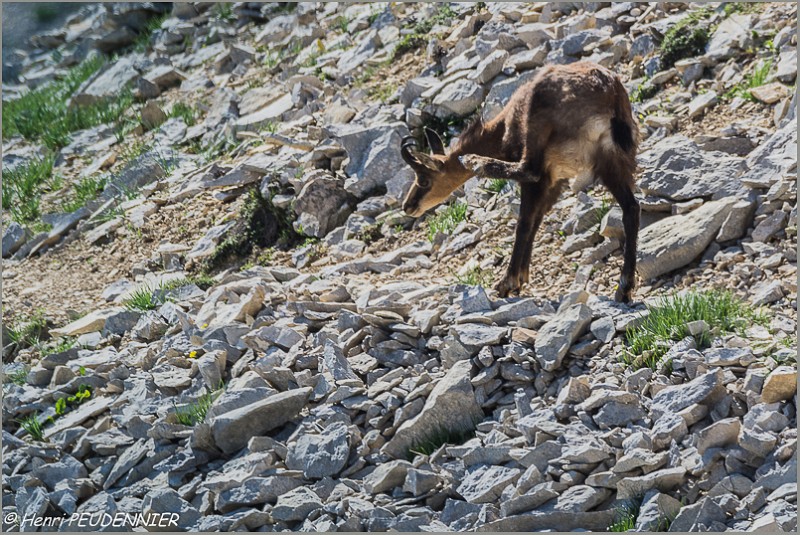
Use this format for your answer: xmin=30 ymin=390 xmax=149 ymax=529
xmin=459 ymin=155 xmax=540 ymax=182
xmin=495 ymin=183 xmax=541 ymax=297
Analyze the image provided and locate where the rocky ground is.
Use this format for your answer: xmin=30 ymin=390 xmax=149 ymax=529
xmin=2 ymin=2 xmax=797 ymax=532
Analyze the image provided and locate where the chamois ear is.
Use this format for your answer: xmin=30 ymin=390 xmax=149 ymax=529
xmin=413 ymin=152 xmax=444 ymax=171
xmin=424 ymin=128 xmax=446 ymax=155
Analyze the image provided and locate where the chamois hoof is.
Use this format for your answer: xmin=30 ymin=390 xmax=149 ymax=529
xmin=494 ymin=275 xmax=521 ymax=298
xmin=614 ymin=285 xmax=632 ymax=304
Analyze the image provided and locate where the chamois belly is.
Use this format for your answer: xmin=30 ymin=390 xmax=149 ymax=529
xmin=543 ymin=115 xmax=613 ymax=188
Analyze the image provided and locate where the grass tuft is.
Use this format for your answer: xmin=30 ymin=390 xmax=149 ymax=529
xmin=724 ymin=60 xmax=773 ymax=101
xmin=8 ymin=311 xmax=48 ymax=349
xmin=454 ymin=266 xmax=493 ymax=287
xmin=169 ymin=102 xmax=197 ymax=126
xmin=17 ymin=413 xmax=46 ymax=441
xmin=623 ymin=290 xmax=767 ymax=370
xmin=2 ymin=153 xmax=57 ymax=224
xmin=123 ymin=285 xmax=158 ymax=311
xmin=61 ymin=175 xmax=107 ymax=213
xmin=4 ymin=366 xmax=29 ymax=386
xmin=407 ymin=426 xmax=476 ymax=460
xmin=609 ymin=498 xmax=642 ymax=532
xmin=3 ymin=57 xmax=133 ymax=150
xmin=393 ymin=4 xmax=458 ymax=59
xmin=174 ymin=385 xmax=223 ymax=426
xmin=427 ymin=201 xmax=468 ymax=241
xmin=486 ymin=178 xmax=508 ymax=194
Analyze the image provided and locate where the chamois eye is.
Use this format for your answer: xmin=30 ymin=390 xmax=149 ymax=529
xmin=417 ymin=176 xmax=431 ymax=188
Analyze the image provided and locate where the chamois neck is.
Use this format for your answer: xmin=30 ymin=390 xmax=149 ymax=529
xmin=451 ymin=117 xmax=503 ymax=158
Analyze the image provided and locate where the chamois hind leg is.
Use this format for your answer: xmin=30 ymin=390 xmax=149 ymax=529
xmin=459 ymin=155 xmax=540 ymax=183
xmin=596 ymin=157 xmax=640 ymax=303
xmin=495 ymin=181 xmax=556 ymax=297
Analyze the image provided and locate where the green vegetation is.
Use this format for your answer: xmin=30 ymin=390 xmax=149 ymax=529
xmin=188 ymin=274 xmax=216 ymax=291
xmin=454 ymin=266 xmax=493 ymax=287
xmin=486 ymin=178 xmax=508 ymax=194
xmin=631 ymin=78 xmax=658 ymax=103
xmin=408 ymin=426 xmax=476 ymax=459
xmin=123 ymin=285 xmax=159 ymax=311
xmin=169 ymin=102 xmax=198 ymax=126
xmin=202 ymin=188 xmax=300 ymax=273
xmin=33 ymin=3 xmax=59 ymax=23
xmin=594 ymin=197 xmax=612 ymax=229
xmin=17 ymin=413 xmax=45 ymax=441
xmin=609 ymin=498 xmax=642 ymax=532
xmin=394 ymin=4 xmax=458 ymax=58
xmin=211 ymin=2 xmax=235 ymax=22
xmin=132 ymin=14 xmax=167 ymax=52
xmin=623 ymin=290 xmax=768 ymax=370
xmin=7 ymin=310 xmax=47 ymax=350
xmin=659 ymin=8 xmax=712 ymax=68
xmin=427 ymin=201 xmax=468 ymax=241
xmin=54 ymin=385 xmax=92 ymax=417
xmin=61 ymin=175 xmax=107 ymax=213
xmin=354 ymin=224 xmax=382 ymax=245
xmin=335 ymin=15 xmax=350 ymax=33
xmin=4 ymin=366 xmax=29 ymax=386
xmin=174 ymin=386 xmax=222 ymax=426
xmin=723 ymin=2 xmax=765 ymax=16
xmin=3 ymin=56 xmax=132 ymax=150
xmin=2 ymin=153 xmax=57 ymax=225
xmin=724 ymin=60 xmax=773 ymax=101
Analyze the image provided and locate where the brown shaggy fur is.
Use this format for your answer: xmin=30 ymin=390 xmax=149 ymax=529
xmin=401 ymin=62 xmax=640 ymax=302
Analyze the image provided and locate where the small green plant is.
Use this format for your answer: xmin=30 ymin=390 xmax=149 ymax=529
xmin=132 ymin=14 xmax=167 ymax=52
xmin=169 ymin=102 xmax=197 ymax=126
xmin=623 ymin=290 xmax=768 ymax=370
xmin=454 ymin=266 xmax=493 ymax=287
xmin=8 ymin=311 xmax=47 ymax=349
xmin=152 ymin=148 xmax=178 ymax=175
xmin=724 ymin=60 xmax=774 ymax=101
xmin=427 ymin=201 xmax=468 ymax=241
xmin=609 ymin=498 xmax=642 ymax=532
xmin=257 ymin=248 xmax=276 ymax=265
xmin=486 ymin=178 xmax=508 ymax=194
xmin=211 ymin=2 xmax=235 ymax=21
xmin=659 ymin=8 xmax=713 ymax=68
xmin=188 ymin=274 xmax=216 ymax=291
xmin=631 ymin=78 xmax=659 ymax=103
xmin=4 ymin=366 xmax=29 ymax=386
xmin=45 ymin=337 xmax=76 ymax=356
xmin=594 ymin=197 xmax=612 ymax=229
xmin=354 ymin=224 xmax=382 ymax=245
xmin=407 ymin=426 xmax=476 ymax=459
xmin=3 ymin=57 xmax=132 ymax=150
xmin=33 ymin=3 xmax=59 ymax=23
xmin=2 ymin=153 xmax=56 ymax=224
xmin=17 ymin=413 xmax=45 ymax=441
xmin=174 ymin=387 xmax=220 ymax=426
xmin=78 ymin=366 xmax=86 ymax=376
xmin=61 ymin=175 xmax=107 ymax=213
xmin=724 ymin=2 xmax=765 ymax=16
xmin=394 ymin=4 xmax=457 ymax=59
xmin=335 ymin=15 xmax=350 ymax=33
xmin=55 ymin=397 xmax=67 ymax=416
xmin=123 ymin=285 xmax=158 ymax=311
xmin=119 ymin=139 xmax=152 ymax=163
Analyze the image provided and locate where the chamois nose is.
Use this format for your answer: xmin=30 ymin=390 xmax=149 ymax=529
xmin=403 ymin=199 xmax=420 ymax=217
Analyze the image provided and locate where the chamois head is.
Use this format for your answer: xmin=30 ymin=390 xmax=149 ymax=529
xmin=401 ymin=128 xmax=471 ymax=217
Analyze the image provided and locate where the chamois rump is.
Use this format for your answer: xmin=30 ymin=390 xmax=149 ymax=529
xmin=401 ymin=62 xmax=640 ymax=303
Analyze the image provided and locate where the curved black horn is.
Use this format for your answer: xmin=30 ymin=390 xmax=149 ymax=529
xmin=401 ymin=135 xmax=421 ymax=167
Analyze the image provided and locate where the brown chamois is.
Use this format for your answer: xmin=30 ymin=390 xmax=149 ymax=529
xmin=401 ymin=62 xmax=640 ymax=303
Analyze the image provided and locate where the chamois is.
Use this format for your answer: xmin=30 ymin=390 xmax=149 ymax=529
xmin=401 ymin=62 xmax=640 ymax=303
